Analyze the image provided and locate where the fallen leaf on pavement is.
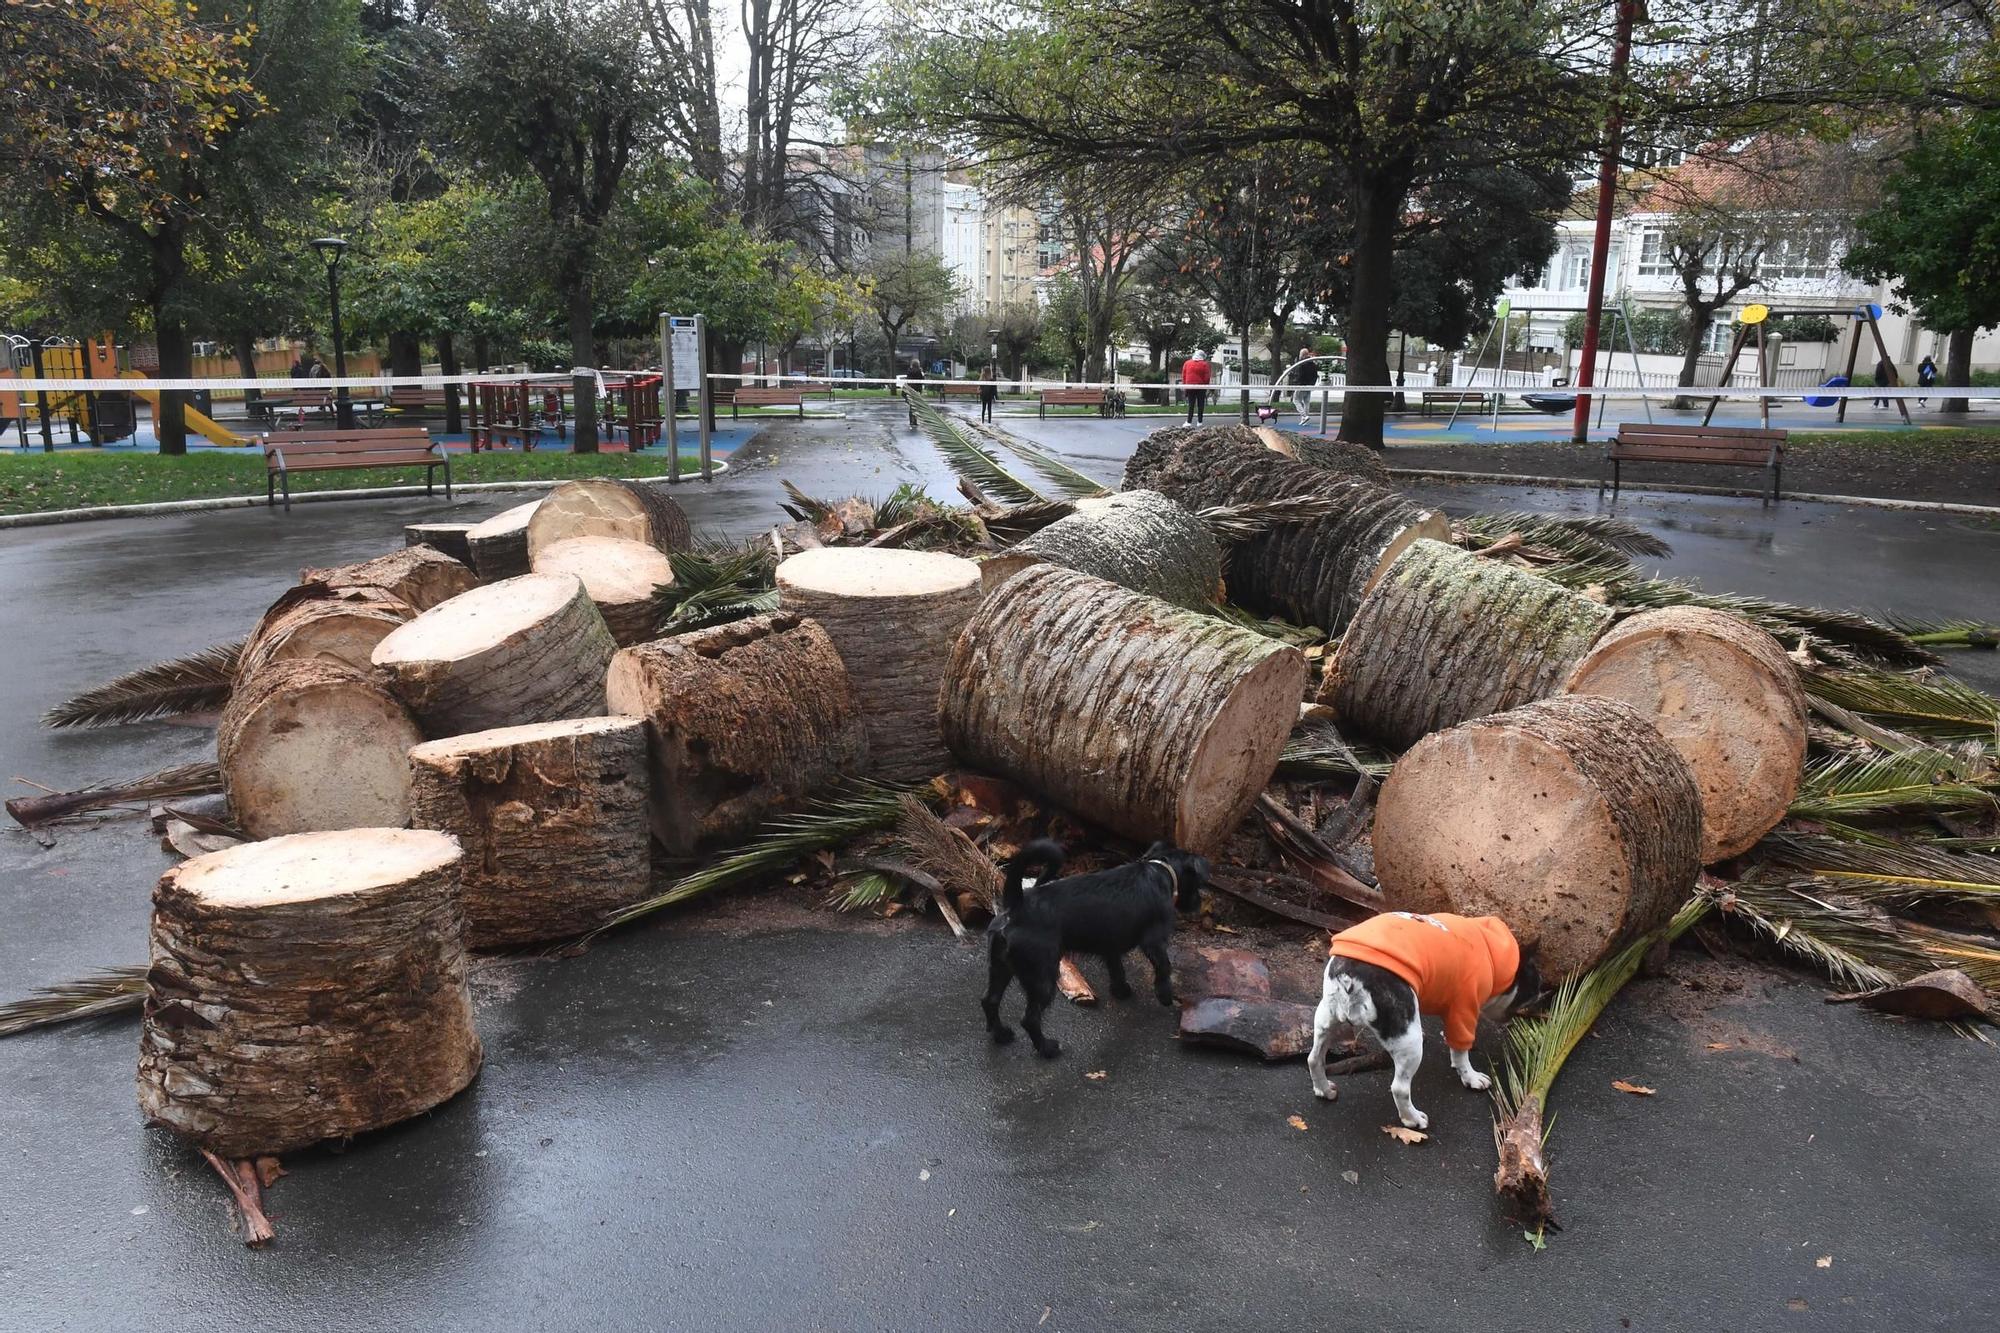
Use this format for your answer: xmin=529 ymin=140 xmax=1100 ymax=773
xmin=1057 ymin=956 xmax=1097 ymax=1005
xmin=1381 ymin=1125 xmax=1428 ymax=1146
xmin=1816 ymin=1256 xmax=1832 ymax=1269
xmin=1340 ymin=1170 xmax=1359 ymax=1184
xmin=1827 ymin=968 xmax=1991 ymax=1021
xmin=1612 ymin=1079 xmax=1656 ymax=1096
xmin=1705 ymin=1041 xmax=1732 ymax=1051
xmin=1085 ymin=1070 xmax=1107 ymax=1081
xmin=1287 ymin=1114 xmax=1309 ymax=1131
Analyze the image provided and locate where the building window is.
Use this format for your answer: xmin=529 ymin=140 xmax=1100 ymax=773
xmin=1759 ymin=226 xmax=1839 ymax=281
xmin=1704 ymin=317 xmax=1734 ymax=354
xmin=1563 ymin=249 xmax=1591 ymax=291
xmin=1636 ymin=228 xmax=1673 ymax=278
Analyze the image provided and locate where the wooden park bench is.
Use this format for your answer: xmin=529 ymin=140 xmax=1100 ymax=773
xmin=262 ymin=427 xmax=450 ymax=511
xmin=1603 ymin=422 xmax=1787 ymax=504
xmin=729 ymin=387 xmax=806 ymax=419
xmin=939 ymin=383 xmax=985 ymax=398
xmin=385 ymin=386 xmax=453 ymax=416
xmin=1038 ymin=388 xmax=1115 ymax=419
xmin=1419 ymin=390 xmax=1487 ymax=412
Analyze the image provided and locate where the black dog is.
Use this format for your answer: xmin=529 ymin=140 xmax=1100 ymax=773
xmin=981 ymin=839 xmax=1209 ymax=1058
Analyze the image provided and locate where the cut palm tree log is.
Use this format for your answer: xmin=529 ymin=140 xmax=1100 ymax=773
xmin=404 ymin=522 xmax=476 ymax=564
xmin=524 ymin=478 xmax=692 ymax=563
xmin=465 ymin=500 xmax=540 ymax=581
xmin=42 ymin=641 xmax=243 ymax=730
xmin=1375 ymin=695 xmax=1703 ymax=977
xmin=776 ymin=548 xmax=983 ymax=782
xmin=300 ymin=545 xmax=477 ymax=611
xmin=1143 ymin=443 xmax=1447 ymax=634
xmin=530 ymin=535 xmax=675 ymax=647
xmin=977 ymin=490 xmax=1223 ymax=609
xmin=408 ymin=716 xmax=650 ymax=946
xmin=372 ymin=573 xmax=615 ymax=737
xmin=217 ymin=659 xmax=423 ymax=839
xmin=238 ymin=589 xmax=415 ymax=678
xmin=137 ymin=829 xmax=481 ymax=1158
xmin=1562 ymin=606 xmax=1807 ymax=861
xmin=1121 ymin=423 xmax=1390 ymax=491
xmin=1321 ymin=539 xmax=1614 ymax=748
xmin=940 ymin=565 xmax=1309 ymax=852
xmin=604 ymin=612 xmax=865 ymax=853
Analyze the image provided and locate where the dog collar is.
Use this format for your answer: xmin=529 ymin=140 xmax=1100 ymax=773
xmin=1146 ymin=858 xmax=1179 ymax=896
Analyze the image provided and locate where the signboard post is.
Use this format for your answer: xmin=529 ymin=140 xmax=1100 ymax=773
xmin=694 ymin=314 xmax=712 ymax=482
xmin=660 ymin=314 xmax=702 ymax=484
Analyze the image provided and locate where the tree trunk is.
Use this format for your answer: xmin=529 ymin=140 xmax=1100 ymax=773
xmin=775 ymin=548 xmax=984 ymax=782
xmin=371 ymin=573 xmax=615 ymax=737
xmin=1562 ymin=606 xmax=1805 ymax=862
xmin=941 ymin=565 xmax=1308 ymax=852
xmin=980 ymin=490 xmax=1223 ymax=610
xmin=1122 ymin=423 xmax=1391 ymax=492
xmin=439 ymin=330 xmax=463 ymax=435
xmin=465 ymin=500 xmax=540 ymax=581
xmin=1143 ymin=444 xmax=1449 ymax=635
xmin=1942 ymin=327 xmax=1974 ymax=414
xmin=1672 ymin=307 xmax=1713 ymax=409
xmin=1374 ymin=694 xmax=1703 ymax=977
xmin=218 ymin=658 xmax=425 ymax=839
xmin=301 ymin=545 xmax=476 ymax=611
xmin=407 ymin=717 xmax=651 ymax=947
xmin=605 ymin=611 xmax=867 ymax=854
xmin=525 ymin=479 xmax=691 ymax=563
xmin=234 ymin=334 xmax=261 ymax=417
xmin=1320 ymin=538 xmax=1613 ymax=748
xmin=405 ymin=523 xmax=476 ymax=565
xmin=712 ymin=336 xmax=747 ymax=428
xmin=1338 ymin=177 xmax=1400 ymax=448
xmin=154 ymin=311 xmax=190 ymax=455
xmin=138 ymin=829 xmax=481 ymax=1157
xmin=529 ymin=535 xmax=675 ymax=647
xmin=388 ymin=330 xmax=423 ymax=378
xmin=472 ymin=333 xmax=491 ymax=372
xmin=1237 ymin=324 xmax=1252 ymax=423
xmin=240 ymin=589 xmax=415 ymax=679
xmin=567 ymin=285 xmax=599 ymax=453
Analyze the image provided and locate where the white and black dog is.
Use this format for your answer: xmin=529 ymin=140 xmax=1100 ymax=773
xmin=982 ymin=839 xmax=1209 ymax=1058
xmin=1308 ymin=910 xmax=1540 ymax=1129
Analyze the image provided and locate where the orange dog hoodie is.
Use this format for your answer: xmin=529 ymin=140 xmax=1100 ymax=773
xmin=1328 ymin=912 xmax=1522 ymax=1051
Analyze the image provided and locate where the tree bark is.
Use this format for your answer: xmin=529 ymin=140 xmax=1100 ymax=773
xmin=775 ymin=548 xmax=984 ymax=781
xmin=465 ymin=500 xmax=541 ymax=581
xmin=529 ymin=535 xmax=675 ymax=646
xmin=239 ymin=590 xmax=415 ymax=679
xmin=371 ymin=573 xmax=616 ymax=737
xmin=940 ymin=564 xmax=1309 ymax=852
xmin=605 ymin=611 xmax=867 ymax=854
xmin=1121 ymin=423 xmax=1391 ymax=492
xmin=1374 ymin=694 xmax=1702 ymax=977
xmin=217 ymin=658 xmax=425 ymax=839
xmin=301 ymin=545 xmax=477 ymax=611
xmin=525 ymin=479 xmax=692 ymax=563
xmin=979 ymin=490 xmax=1223 ymax=610
xmin=567 ymin=284 xmax=599 ymax=453
xmin=138 ymin=829 xmax=481 ymax=1157
xmin=1562 ymin=606 xmax=1806 ymax=862
xmin=408 ymin=716 xmax=651 ymax=947
xmin=1942 ymin=327 xmax=1973 ymax=414
xmin=1338 ymin=176 xmax=1400 ymax=449
xmin=233 ymin=334 xmax=261 ymax=417
xmin=154 ymin=311 xmax=191 ymax=455
xmin=405 ymin=523 xmax=477 ymax=565
xmin=1143 ymin=444 xmax=1449 ymax=635
xmin=387 ymin=330 xmax=423 ymax=378
xmin=438 ymin=330 xmax=463 ymax=435
xmin=1320 ymin=538 xmax=1614 ymax=749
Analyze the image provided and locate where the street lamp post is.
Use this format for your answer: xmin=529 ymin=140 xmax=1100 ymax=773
xmin=310 ymin=236 xmax=354 ymax=429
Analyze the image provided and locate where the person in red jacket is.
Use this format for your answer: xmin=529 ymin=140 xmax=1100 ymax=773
xmin=1180 ymin=349 xmax=1212 ymax=423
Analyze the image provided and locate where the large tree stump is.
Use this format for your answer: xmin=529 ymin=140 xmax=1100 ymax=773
xmin=405 ymin=522 xmax=476 ymax=564
xmin=1142 ymin=443 xmax=1446 ymax=633
xmin=1373 ymin=695 xmax=1703 ymax=977
xmin=529 ymin=535 xmax=674 ymax=647
xmin=605 ymin=611 xmax=866 ymax=853
xmin=525 ymin=479 xmax=692 ymax=563
xmin=775 ymin=548 xmax=982 ymax=781
xmin=940 ymin=565 xmax=1308 ymax=852
xmin=979 ymin=489 xmax=1223 ymax=609
xmin=465 ymin=500 xmax=540 ymax=581
xmin=1321 ymin=539 xmax=1615 ymax=748
xmin=137 ymin=829 xmax=481 ymax=1157
xmin=371 ymin=573 xmax=615 ymax=737
xmin=217 ymin=658 xmax=424 ymax=839
xmin=1121 ymin=423 xmax=1391 ymax=491
xmin=1562 ymin=606 xmax=1807 ymax=862
xmin=239 ymin=588 xmax=415 ymax=678
xmin=300 ymin=545 xmax=476 ymax=611
xmin=408 ymin=717 xmax=651 ymax=946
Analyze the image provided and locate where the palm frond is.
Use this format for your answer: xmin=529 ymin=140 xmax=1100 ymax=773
xmin=904 ymin=393 xmax=1044 ymax=504
xmin=1901 ymin=924 xmax=2000 ymax=996
xmin=967 ymin=419 xmax=1107 ymax=499
xmin=872 ymin=483 xmax=938 ymax=529
xmin=830 ymin=872 xmax=898 ymax=912
xmin=1707 ymin=878 xmax=1929 ymax=991
xmin=0 ymin=965 xmax=148 ymax=1039
xmin=7 ymin=761 xmax=224 ymax=829
xmin=1787 ymin=749 xmax=2000 ymax=820
xmin=1803 ymin=667 xmax=2000 ymax=746
xmin=894 ymin=793 xmax=1002 ymax=910
xmin=595 ymin=782 xmax=914 ymax=931
xmin=980 ymin=498 xmax=1077 ymax=545
xmin=652 ymin=543 xmax=780 ymax=633
xmin=44 ymin=640 xmax=243 ymax=729
xmin=1760 ymin=832 xmax=2000 ymax=904
xmin=1207 ymin=600 xmax=1327 ymax=647
xmin=1196 ymin=493 xmax=1349 ymax=544
xmin=779 ymin=481 xmax=837 ymax=524
xmin=1278 ymin=721 xmax=1395 ymax=779
xmin=1461 ymin=512 xmax=1671 ymax=565
xmin=1886 ymin=616 xmax=2000 ymax=649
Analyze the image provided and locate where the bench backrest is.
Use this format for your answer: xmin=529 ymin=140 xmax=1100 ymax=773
xmin=733 ymin=387 xmax=802 ymax=402
xmin=1612 ymin=424 xmax=1786 ymax=461
xmin=263 ymin=429 xmax=435 ymax=467
xmin=388 ymin=387 xmax=448 ymax=404
xmin=1042 ymin=389 xmax=1105 ymax=402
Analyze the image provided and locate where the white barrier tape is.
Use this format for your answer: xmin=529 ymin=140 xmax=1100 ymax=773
xmin=0 ymin=368 xmax=639 ymax=394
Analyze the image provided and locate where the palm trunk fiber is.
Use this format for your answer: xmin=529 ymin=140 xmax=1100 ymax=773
xmin=1121 ymin=424 xmax=1390 ymax=491
xmin=525 ymin=479 xmax=691 ymax=563
xmin=300 ymin=545 xmax=477 ymax=611
xmin=979 ymin=490 xmax=1223 ymax=609
xmin=465 ymin=501 xmax=541 ymax=581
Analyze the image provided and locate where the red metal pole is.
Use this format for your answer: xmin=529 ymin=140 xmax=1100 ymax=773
xmin=1572 ymin=0 xmax=1640 ymax=443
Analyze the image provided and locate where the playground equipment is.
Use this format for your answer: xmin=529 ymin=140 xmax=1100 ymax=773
xmin=2 ymin=334 xmax=248 ymax=448
xmin=1807 ymin=303 xmax=1912 ymax=424
xmin=1449 ymin=300 xmax=1650 ymax=430
xmin=1700 ymin=304 xmax=1776 ymax=429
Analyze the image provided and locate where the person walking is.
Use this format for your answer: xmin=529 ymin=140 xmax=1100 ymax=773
xmin=1917 ymin=355 xmax=1938 ymax=407
xmin=907 ymin=359 xmax=926 ymax=395
xmin=1873 ymin=355 xmax=1895 ymax=408
xmin=979 ymin=361 xmax=999 ymax=423
xmin=1181 ymin=348 xmax=1212 ymax=423
xmin=1290 ymin=346 xmax=1319 ymax=423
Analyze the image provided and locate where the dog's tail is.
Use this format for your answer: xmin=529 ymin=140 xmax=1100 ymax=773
xmin=1002 ymin=839 xmax=1065 ymax=914
xmin=1322 ymin=969 xmax=1377 ymax=1028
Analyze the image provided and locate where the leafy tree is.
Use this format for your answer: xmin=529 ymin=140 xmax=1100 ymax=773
xmin=991 ymin=301 xmax=1042 ymax=379
xmin=1122 ymin=249 xmax=1214 ymax=372
xmin=1385 ymin=167 xmax=1566 ymax=355
xmin=858 ymin=251 xmax=959 ymax=371
xmin=1035 ymin=275 xmax=1091 ymax=376
xmin=1562 ymin=308 xmax=1688 ymax=356
xmin=1844 ymin=113 xmax=2000 ymax=412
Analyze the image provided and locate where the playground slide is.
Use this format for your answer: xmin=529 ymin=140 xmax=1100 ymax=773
xmin=118 ymin=371 xmax=249 ymax=446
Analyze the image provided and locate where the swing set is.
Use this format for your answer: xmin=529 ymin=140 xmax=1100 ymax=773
xmin=1706 ymin=302 xmax=1911 ymax=427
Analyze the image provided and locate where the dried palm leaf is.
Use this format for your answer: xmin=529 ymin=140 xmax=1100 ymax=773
xmin=968 ymin=419 xmax=1107 ymax=499
xmin=44 ymin=640 xmax=243 ymax=729
xmin=1460 ymin=512 xmax=1670 ymax=565
xmin=0 ymin=965 xmax=147 ymax=1039
xmin=980 ymin=498 xmax=1079 ymax=545
xmin=905 ymin=393 xmax=1045 ymax=504
xmin=1208 ymin=600 xmax=1326 ymax=646
xmin=1705 ymin=877 xmax=1919 ymax=992
xmin=894 ymin=793 xmax=1002 ymax=910
xmin=1196 ymin=493 xmax=1349 ymax=544
xmin=7 ymin=761 xmax=224 ymax=829
xmin=1279 ymin=723 xmax=1395 ymax=779
xmin=1761 ymin=832 xmax=2000 ymax=905
xmin=779 ymin=481 xmax=837 ymax=524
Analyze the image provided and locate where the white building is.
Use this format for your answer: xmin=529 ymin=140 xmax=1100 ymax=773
xmin=941 ymin=181 xmax=985 ymax=313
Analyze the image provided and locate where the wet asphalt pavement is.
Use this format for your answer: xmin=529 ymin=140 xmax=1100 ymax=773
xmin=2 ymin=404 xmax=1997 ymax=1331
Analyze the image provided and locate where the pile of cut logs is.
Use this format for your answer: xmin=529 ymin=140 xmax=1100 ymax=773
xmin=142 ymin=429 xmax=1808 ymax=1164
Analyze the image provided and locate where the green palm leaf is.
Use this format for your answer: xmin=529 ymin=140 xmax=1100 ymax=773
xmin=652 ymin=542 xmax=780 ymax=633
xmin=968 ymin=419 xmax=1107 ymax=498
xmin=44 ymin=640 xmax=243 ymax=729
xmin=1802 ymin=667 xmax=2000 ymax=745
xmin=1787 ymin=749 xmax=2000 ymax=820
xmin=1761 ymin=832 xmax=2000 ymax=904
xmin=904 ymin=393 xmax=1044 ymax=504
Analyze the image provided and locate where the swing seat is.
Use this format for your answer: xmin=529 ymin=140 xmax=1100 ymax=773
xmin=1803 ymin=375 xmax=1848 ymax=408
xmin=1521 ymin=393 xmax=1576 ymax=415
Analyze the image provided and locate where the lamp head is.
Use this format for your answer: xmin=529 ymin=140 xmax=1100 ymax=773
xmin=310 ymin=236 xmax=349 ymax=266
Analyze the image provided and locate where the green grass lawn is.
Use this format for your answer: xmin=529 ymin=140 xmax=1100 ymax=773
xmin=0 ymin=448 xmax=705 ymax=517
